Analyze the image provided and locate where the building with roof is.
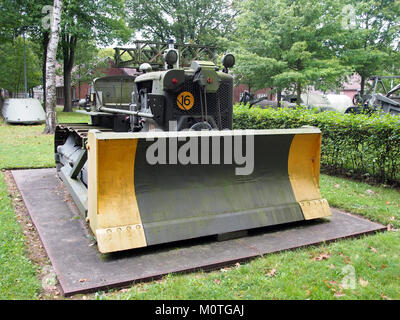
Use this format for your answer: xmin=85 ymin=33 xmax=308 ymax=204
xmin=55 ymin=58 xmax=139 ymax=106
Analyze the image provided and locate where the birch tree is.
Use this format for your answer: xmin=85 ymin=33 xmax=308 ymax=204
xmin=43 ymin=0 xmax=62 ymax=134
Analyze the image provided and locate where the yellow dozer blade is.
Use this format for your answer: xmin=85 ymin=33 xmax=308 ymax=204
xmin=86 ymin=128 xmax=331 ymax=253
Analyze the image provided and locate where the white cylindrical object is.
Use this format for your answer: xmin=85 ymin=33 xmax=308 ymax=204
xmin=1 ymin=98 xmax=46 ymax=124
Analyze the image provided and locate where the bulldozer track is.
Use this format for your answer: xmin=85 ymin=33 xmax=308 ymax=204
xmin=57 ymin=123 xmax=113 ymax=139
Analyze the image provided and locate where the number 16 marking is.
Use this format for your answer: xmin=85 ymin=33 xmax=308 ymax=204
xmin=177 ymin=91 xmax=195 ymax=111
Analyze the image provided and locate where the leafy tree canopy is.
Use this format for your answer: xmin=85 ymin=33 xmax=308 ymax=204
xmin=125 ymin=0 xmax=237 ymax=45
xmin=334 ymin=0 xmax=400 ymax=94
xmin=0 ymin=36 xmax=41 ymax=93
xmin=61 ymin=0 xmax=130 ymax=46
xmin=232 ymin=0 xmax=352 ymax=101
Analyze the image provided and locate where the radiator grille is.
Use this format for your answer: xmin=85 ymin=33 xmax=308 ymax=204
xmin=170 ymin=76 xmax=233 ymax=129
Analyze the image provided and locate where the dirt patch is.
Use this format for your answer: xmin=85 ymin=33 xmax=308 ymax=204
xmin=4 ymin=170 xmax=65 ymax=299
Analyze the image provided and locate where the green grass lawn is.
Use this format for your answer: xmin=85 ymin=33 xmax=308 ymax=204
xmin=0 ymin=108 xmax=89 ymax=169
xmin=0 ymin=109 xmax=399 ymax=300
xmin=104 ymin=231 xmax=400 ymax=300
xmin=0 ymin=108 xmax=89 ymax=299
xmin=0 ymin=173 xmax=40 ymax=299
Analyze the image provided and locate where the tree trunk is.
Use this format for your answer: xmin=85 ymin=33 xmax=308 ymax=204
xmin=78 ymin=65 xmax=81 ymax=99
xmin=296 ymin=81 xmax=302 ymax=105
xmin=63 ymin=67 xmax=72 ymax=111
xmin=277 ymin=90 xmax=282 ymax=108
xmin=360 ymin=75 xmax=365 ymax=97
xmin=62 ymin=34 xmax=77 ymax=112
xmin=43 ymin=0 xmax=63 ymax=134
xmin=42 ymin=32 xmax=49 ymax=109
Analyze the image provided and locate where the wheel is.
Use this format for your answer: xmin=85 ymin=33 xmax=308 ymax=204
xmin=345 ymin=107 xmax=359 ymax=114
xmin=190 ymin=121 xmax=213 ymax=131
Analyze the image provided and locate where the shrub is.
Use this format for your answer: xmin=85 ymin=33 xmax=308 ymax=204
xmin=233 ymin=104 xmax=400 ymax=185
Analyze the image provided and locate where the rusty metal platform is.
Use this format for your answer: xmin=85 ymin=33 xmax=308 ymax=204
xmin=11 ymin=168 xmax=386 ymax=296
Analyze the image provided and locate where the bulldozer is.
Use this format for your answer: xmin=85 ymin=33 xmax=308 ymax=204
xmin=55 ymin=40 xmax=331 ymax=253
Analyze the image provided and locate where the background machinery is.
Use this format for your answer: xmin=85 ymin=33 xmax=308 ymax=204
xmin=55 ymin=40 xmax=331 ymax=253
xmin=352 ymin=75 xmax=400 ymax=115
xmin=240 ymin=90 xmax=355 ymax=113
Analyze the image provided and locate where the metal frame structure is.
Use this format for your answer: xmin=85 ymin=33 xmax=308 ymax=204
xmin=367 ymin=75 xmax=400 ymax=115
xmin=370 ymin=75 xmax=400 ymax=95
xmin=114 ymin=41 xmax=217 ymax=69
